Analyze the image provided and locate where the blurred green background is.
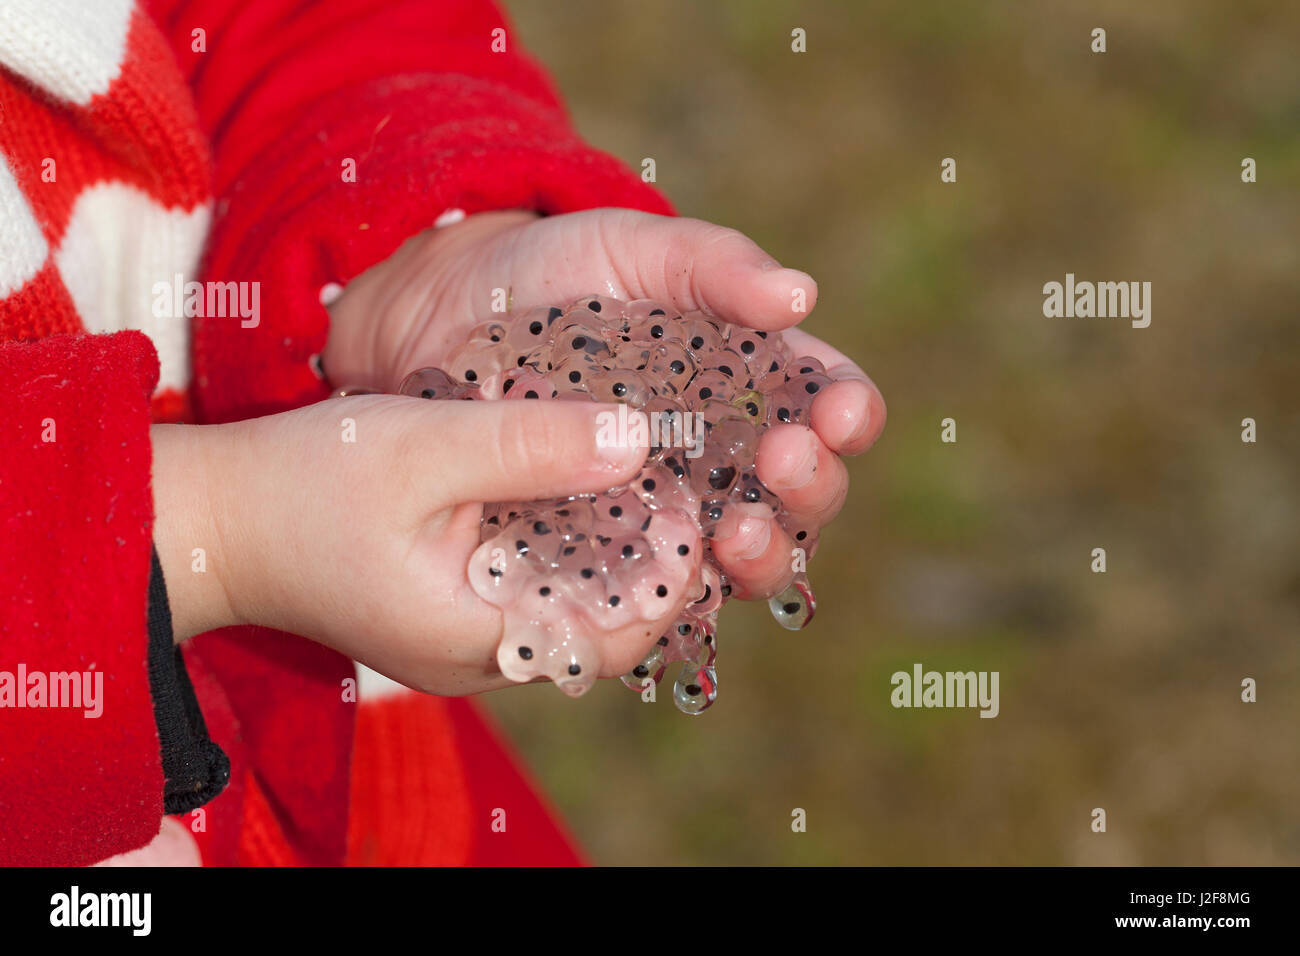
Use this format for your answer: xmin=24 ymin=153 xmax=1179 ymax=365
xmin=483 ymin=0 xmax=1300 ymax=864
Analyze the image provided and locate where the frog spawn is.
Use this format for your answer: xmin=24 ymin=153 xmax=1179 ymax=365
xmin=397 ymin=295 xmax=828 ymax=714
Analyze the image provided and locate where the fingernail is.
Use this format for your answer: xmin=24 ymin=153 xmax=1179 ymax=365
xmin=782 ymin=430 xmax=819 ymax=490
xmin=840 ymin=383 xmax=875 ymax=447
xmin=759 ymin=259 xmax=782 ymax=272
xmin=774 ymin=266 xmax=812 ymax=285
xmin=847 ymin=401 xmax=872 ymax=446
xmin=730 ymin=517 xmax=771 ymax=561
xmin=592 ymin=408 xmax=648 ymax=468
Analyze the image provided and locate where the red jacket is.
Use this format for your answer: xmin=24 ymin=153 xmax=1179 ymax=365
xmin=0 ymin=0 xmax=672 ymax=866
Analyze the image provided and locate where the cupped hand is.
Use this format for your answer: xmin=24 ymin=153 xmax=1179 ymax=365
xmin=322 ymin=209 xmax=885 ymax=601
xmin=157 ymin=395 xmax=672 ymax=695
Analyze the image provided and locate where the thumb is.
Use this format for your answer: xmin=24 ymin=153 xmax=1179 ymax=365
xmin=421 ymin=399 xmax=649 ymax=505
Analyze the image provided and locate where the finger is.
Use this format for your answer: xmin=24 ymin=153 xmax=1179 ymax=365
xmin=418 ymin=399 xmax=648 ymax=505
xmin=610 ymin=212 xmax=818 ymax=331
xmin=599 ymin=611 xmax=685 ymax=679
xmin=472 ymin=600 xmax=670 ymax=695
xmin=780 ymin=327 xmax=887 ymax=455
xmin=755 ymin=425 xmax=850 ymax=529
xmin=709 ymin=512 xmax=798 ymax=600
xmin=482 ymin=597 xmax=677 ymax=689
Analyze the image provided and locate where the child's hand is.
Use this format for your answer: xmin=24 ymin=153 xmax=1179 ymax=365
xmin=151 ymin=397 xmax=656 ymax=695
xmin=322 ymin=210 xmax=886 ymax=600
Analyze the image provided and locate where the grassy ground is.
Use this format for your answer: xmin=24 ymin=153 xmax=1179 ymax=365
xmin=484 ymin=0 xmax=1300 ymax=864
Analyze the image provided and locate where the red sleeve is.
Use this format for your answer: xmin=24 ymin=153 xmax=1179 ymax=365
xmin=0 ymin=331 xmax=163 ymax=866
xmin=142 ymin=0 xmax=674 ymax=424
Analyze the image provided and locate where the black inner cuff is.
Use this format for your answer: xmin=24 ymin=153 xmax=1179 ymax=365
xmin=146 ymin=544 xmax=232 ymax=815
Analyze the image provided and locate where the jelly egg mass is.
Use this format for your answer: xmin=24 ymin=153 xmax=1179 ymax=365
xmin=401 ymin=296 xmax=826 ymax=714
